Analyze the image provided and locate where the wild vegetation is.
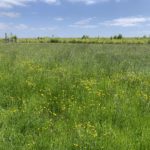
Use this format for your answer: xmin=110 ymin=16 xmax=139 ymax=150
xmin=1 ymin=35 xmax=150 ymax=44
xmin=0 ymin=43 xmax=150 ymax=150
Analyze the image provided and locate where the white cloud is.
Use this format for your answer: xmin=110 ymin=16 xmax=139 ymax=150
xmin=12 ymin=24 xmax=56 ymax=31
xmin=0 ymin=22 xmax=57 ymax=32
xmin=75 ymin=18 xmax=94 ymax=25
xmin=0 ymin=0 xmax=122 ymax=8
xmin=15 ymin=24 xmax=29 ymax=29
xmin=34 ymin=27 xmax=56 ymax=30
xmin=67 ymin=0 xmax=124 ymax=5
xmin=42 ymin=0 xmax=60 ymax=5
xmin=103 ymin=17 xmax=150 ymax=27
xmin=70 ymin=24 xmax=97 ymax=28
xmin=0 ymin=0 xmax=59 ymax=8
xmin=26 ymin=25 xmax=57 ymax=31
xmin=0 ymin=12 xmax=20 ymax=18
xmin=0 ymin=22 xmax=10 ymax=30
xmin=70 ymin=17 xmax=98 ymax=28
xmin=0 ymin=22 xmax=29 ymax=30
xmin=0 ymin=0 xmax=36 ymax=8
xmin=54 ymin=17 xmax=64 ymax=21
xmin=68 ymin=0 xmax=109 ymax=5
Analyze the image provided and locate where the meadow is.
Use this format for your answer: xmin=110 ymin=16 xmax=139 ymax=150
xmin=16 ymin=37 xmax=150 ymax=44
xmin=0 ymin=43 xmax=150 ymax=150
xmin=1 ymin=37 xmax=150 ymax=44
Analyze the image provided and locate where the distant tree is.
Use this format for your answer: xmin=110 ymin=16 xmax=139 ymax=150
xmin=113 ymin=35 xmax=117 ymax=39
xmin=117 ymin=34 xmax=123 ymax=39
xmin=82 ymin=35 xmax=89 ymax=39
xmin=12 ymin=35 xmax=17 ymax=43
xmin=5 ymin=33 xmax=8 ymax=43
xmin=8 ymin=34 xmax=18 ymax=43
xmin=10 ymin=33 xmax=13 ymax=42
xmin=113 ymin=34 xmax=123 ymax=39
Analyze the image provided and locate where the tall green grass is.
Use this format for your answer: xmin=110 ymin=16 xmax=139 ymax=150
xmin=0 ymin=43 xmax=150 ymax=150
xmin=1 ymin=37 xmax=150 ymax=44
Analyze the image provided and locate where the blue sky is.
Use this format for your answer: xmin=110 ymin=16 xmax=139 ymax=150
xmin=0 ymin=0 xmax=150 ymax=37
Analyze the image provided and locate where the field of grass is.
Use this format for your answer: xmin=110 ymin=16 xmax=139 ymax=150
xmin=17 ymin=37 xmax=150 ymax=44
xmin=0 ymin=43 xmax=150 ymax=150
xmin=1 ymin=37 xmax=150 ymax=44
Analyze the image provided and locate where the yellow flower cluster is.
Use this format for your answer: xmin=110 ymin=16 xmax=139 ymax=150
xmin=81 ymin=79 xmax=96 ymax=89
xmin=75 ymin=122 xmax=98 ymax=138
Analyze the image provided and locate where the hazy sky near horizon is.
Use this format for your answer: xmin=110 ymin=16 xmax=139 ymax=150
xmin=0 ymin=0 xmax=150 ymax=37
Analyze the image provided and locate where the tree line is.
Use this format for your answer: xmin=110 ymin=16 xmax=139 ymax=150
xmin=4 ymin=33 xmax=17 ymax=43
